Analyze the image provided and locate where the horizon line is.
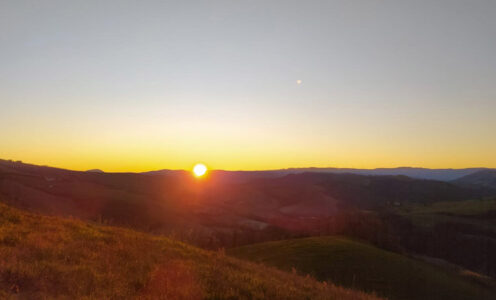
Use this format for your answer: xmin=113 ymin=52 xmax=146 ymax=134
xmin=1 ymin=158 xmax=493 ymax=174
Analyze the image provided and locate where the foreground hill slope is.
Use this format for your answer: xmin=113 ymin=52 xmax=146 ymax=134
xmin=229 ymin=236 xmax=496 ymax=300
xmin=0 ymin=201 xmax=379 ymax=300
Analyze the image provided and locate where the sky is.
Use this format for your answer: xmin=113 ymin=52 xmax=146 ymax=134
xmin=1 ymin=0 xmax=495 ymax=172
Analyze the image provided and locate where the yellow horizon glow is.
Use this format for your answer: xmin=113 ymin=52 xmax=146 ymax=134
xmin=1 ymin=112 xmax=495 ymax=173
xmin=1 ymin=149 xmax=494 ymax=173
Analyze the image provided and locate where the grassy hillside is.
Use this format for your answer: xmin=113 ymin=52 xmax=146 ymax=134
xmin=395 ymin=198 xmax=496 ymax=229
xmin=229 ymin=236 xmax=496 ymax=300
xmin=0 ymin=201 xmax=379 ymax=300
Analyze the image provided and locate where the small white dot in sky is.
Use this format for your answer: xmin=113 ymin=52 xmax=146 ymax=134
xmin=296 ymin=79 xmax=302 ymax=85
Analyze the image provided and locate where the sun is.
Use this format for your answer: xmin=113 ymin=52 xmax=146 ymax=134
xmin=193 ymin=163 xmax=207 ymax=177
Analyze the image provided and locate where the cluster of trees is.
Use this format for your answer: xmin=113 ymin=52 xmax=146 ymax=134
xmin=383 ymin=215 xmax=496 ymax=277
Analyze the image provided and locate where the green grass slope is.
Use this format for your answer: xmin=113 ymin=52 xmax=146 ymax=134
xmin=229 ymin=236 xmax=496 ymax=300
xmin=395 ymin=198 xmax=496 ymax=230
xmin=0 ymin=201 xmax=379 ymax=300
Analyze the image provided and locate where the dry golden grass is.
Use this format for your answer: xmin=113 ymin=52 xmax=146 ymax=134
xmin=0 ymin=201 xmax=381 ymax=299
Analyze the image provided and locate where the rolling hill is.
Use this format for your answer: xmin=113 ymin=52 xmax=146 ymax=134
xmin=0 ymin=200 xmax=380 ymax=300
xmin=229 ymin=236 xmax=496 ymax=300
xmin=250 ymin=172 xmax=480 ymax=209
xmin=0 ymin=159 xmax=486 ymax=248
xmin=453 ymin=170 xmax=496 ymax=191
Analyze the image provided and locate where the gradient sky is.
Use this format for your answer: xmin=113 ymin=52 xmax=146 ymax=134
xmin=1 ymin=0 xmax=495 ymax=172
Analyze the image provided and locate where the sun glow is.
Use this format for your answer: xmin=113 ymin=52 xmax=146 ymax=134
xmin=193 ymin=163 xmax=207 ymax=177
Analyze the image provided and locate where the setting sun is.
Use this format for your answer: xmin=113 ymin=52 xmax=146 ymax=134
xmin=193 ymin=163 xmax=207 ymax=177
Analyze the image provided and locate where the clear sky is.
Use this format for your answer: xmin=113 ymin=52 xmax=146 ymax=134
xmin=1 ymin=0 xmax=495 ymax=172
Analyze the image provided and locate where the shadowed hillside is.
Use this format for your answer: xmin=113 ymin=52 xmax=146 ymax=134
xmin=0 ymin=159 xmax=486 ymax=249
xmin=0 ymin=159 xmax=481 ymax=219
xmin=454 ymin=170 xmax=496 ymax=191
xmin=229 ymin=236 xmax=496 ymax=300
xmin=389 ymin=198 xmax=496 ymax=277
xmin=0 ymin=201 xmax=380 ymax=300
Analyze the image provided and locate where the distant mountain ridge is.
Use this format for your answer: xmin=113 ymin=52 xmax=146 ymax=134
xmin=144 ymin=167 xmax=492 ymax=182
xmin=281 ymin=167 xmax=493 ymax=181
xmin=2 ymin=159 xmax=489 ymax=181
